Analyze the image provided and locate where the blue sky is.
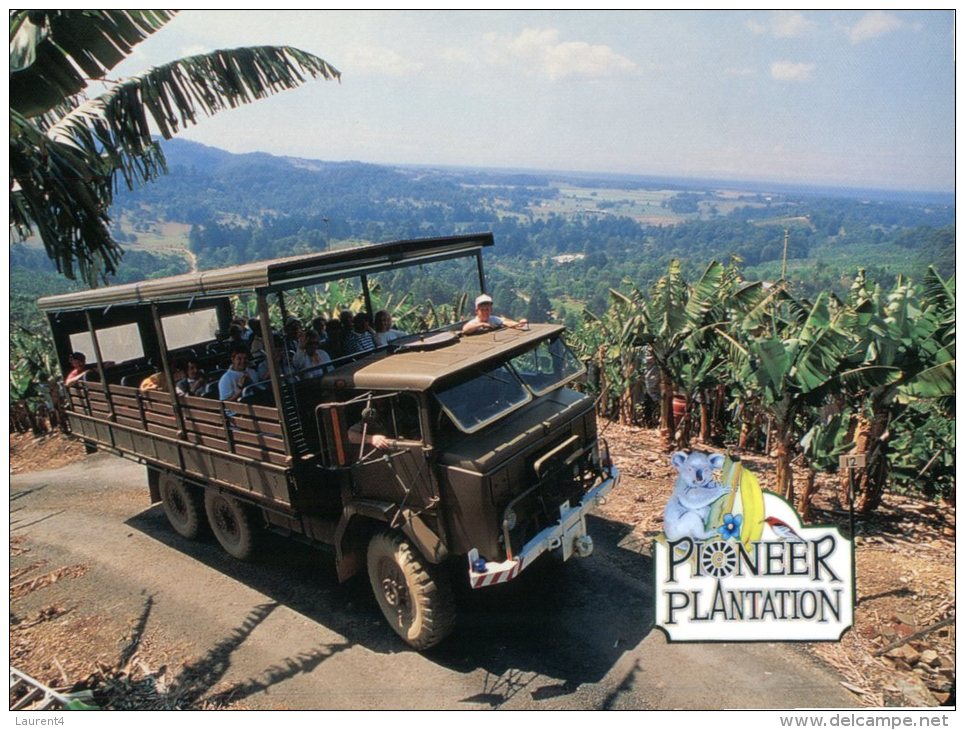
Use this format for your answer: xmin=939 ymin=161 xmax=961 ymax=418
xmin=114 ymin=10 xmax=955 ymax=193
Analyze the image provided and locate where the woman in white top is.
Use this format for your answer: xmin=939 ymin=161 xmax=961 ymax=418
xmin=373 ymin=310 xmax=407 ymax=347
xmin=292 ymin=330 xmax=331 ymax=372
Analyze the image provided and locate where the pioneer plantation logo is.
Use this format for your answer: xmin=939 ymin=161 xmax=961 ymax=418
xmin=654 ymin=452 xmax=854 ymax=641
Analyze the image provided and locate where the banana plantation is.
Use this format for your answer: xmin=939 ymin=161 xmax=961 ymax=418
xmin=11 ymin=257 xmax=954 ymax=520
xmin=568 ymin=260 xmax=955 ymax=518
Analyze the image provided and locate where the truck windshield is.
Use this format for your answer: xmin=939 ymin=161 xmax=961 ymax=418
xmin=508 ymin=335 xmax=585 ymax=396
xmin=434 ymin=363 xmax=532 ymax=433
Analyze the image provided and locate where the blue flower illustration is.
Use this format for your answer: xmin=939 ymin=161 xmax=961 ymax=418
xmin=717 ymin=512 xmax=743 ymax=541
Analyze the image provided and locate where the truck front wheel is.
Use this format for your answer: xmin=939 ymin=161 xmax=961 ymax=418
xmin=367 ymin=532 xmax=456 ymax=650
xmin=205 ymin=491 xmax=258 ymax=561
xmin=159 ymin=474 xmax=205 ymax=540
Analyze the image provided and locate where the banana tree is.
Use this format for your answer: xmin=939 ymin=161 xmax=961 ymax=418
xmin=567 ymin=289 xmax=645 ymax=424
xmin=10 ymin=326 xmax=61 ymax=434
xmin=839 ymin=268 xmax=955 ymax=513
xmin=797 ymin=409 xmax=853 ymax=520
xmin=717 ymin=292 xmax=861 ymax=501
xmin=10 ymin=10 xmax=340 ymax=285
xmin=631 ymin=259 xmax=766 ymax=448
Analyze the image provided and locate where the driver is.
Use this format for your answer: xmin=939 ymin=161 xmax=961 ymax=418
xmin=347 ymin=404 xmax=396 ymax=455
xmin=461 ymin=294 xmax=527 ymax=335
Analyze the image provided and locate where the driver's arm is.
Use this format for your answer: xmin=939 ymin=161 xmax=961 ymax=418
xmin=348 ymin=422 xmax=393 ymax=449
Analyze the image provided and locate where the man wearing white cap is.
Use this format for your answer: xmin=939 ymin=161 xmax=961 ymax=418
xmin=462 ymin=293 xmax=527 ymax=335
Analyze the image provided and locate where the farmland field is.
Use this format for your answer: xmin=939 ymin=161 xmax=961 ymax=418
xmin=537 ymin=184 xmax=683 ymax=224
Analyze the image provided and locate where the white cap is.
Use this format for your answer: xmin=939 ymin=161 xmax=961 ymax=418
xmin=475 ymin=294 xmax=493 ymax=307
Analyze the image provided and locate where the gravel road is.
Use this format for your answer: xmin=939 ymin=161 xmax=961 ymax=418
xmin=10 ymin=451 xmax=859 ymax=710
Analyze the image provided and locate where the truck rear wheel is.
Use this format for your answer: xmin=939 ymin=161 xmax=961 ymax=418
xmin=205 ymin=491 xmax=257 ymax=561
xmin=159 ymin=473 xmax=204 ymax=540
xmin=367 ymin=531 xmax=456 ymax=650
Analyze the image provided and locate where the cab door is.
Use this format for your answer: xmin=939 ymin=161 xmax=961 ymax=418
xmin=318 ymin=391 xmax=439 ymax=510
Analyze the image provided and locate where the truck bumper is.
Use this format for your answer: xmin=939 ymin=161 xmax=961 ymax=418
xmin=467 ymin=467 xmax=620 ymax=588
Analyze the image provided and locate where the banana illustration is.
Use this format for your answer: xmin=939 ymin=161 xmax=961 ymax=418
xmin=704 ymin=457 xmax=740 ymax=534
xmin=737 ymin=466 xmax=765 ymax=548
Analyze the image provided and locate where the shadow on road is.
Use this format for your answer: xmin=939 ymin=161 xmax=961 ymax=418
xmin=93 ymin=590 xmax=350 ymax=708
xmin=12 ymin=509 xmax=66 ymax=533
xmin=428 ymin=516 xmax=656 ymax=705
xmin=11 ymin=485 xmax=47 ymax=502
xmin=126 ymin=507 xmax=656 ymax=706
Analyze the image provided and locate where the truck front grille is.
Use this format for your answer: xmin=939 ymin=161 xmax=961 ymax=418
xmin=503 ymin=440 xmax=600 ymax=558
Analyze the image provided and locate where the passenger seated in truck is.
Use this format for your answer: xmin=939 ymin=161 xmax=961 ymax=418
xmin=323 ymin=317 xmax=343 ymax=359
xmin=176 ymin=358 xmax=207 ymax=397
xmin=221 ymin=323 xmax=246 ymax=348
xmin=283 ymin=317 xmax=305 ymax=355
xmin=292 ymin=330 xmax=331 ymax=372
xmin=65 ymin=352 xmax=94 ymax=385
xmin=218 ymin=344 xmax=258 ymax=402
xmin=140 ymin=360 xmax=185 ymax=392
xmin=310 ymin=316 xmax=329 ymax=346
xmin=345 ymin=311 xmax=377 ymax=354
xmin=339 ymin=310 xmax=355 ymax=353
xmin=462 ymin=294 xmax=527 ymax=335
xmin=232 ymin=316 xmax=253 ymax=345
xmin=348 ymin=420 xmax=394 ymax=452
xmin=252 ymin=335 xmax=290 ymax=383
xmin=374 ymin=310 xmax=407 ymax=347
xmin=247 ymin=317 xmax=265 ymax=356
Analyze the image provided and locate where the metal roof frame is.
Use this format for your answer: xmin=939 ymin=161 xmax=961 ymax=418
xmin=37 ymin=233 xmax=494 ymax=312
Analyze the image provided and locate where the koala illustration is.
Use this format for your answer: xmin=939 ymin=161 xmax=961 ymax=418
xmin=663 ymin=450 xmax=730 ymax=542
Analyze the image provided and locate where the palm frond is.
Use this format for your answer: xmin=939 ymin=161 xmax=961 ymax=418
xmin=10 ymin=10 xmax=177 ymax=117
xmin=11 ymin=43 xmax=340 ymax=285
xmin=10 ymin=109 xmax=124 ymax=282
xmin=47 ymin=47 xmax=340 ymax=190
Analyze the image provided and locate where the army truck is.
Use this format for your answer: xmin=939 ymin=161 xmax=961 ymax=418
xmin=39 ymin=233 xmax=620 ymax=648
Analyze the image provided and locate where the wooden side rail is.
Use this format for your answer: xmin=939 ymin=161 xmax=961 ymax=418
xmin=69 ymin=382 xmax=290 ymax=466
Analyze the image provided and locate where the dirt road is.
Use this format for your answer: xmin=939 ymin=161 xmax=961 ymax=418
xmin=10 ymin=451 xmax=858 ymax=710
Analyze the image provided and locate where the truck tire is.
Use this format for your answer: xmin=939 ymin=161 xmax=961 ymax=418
xmin=159 ymin=473 xmax=205 ymax=540
xmin=367 ymin=531 xmax=456 ymax=650
xmin=204 ymin=491 xmax=257 ymax=561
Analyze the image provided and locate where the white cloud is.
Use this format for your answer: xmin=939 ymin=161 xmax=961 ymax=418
xmin=770 ymin=61 xmax=815 ymax=82
xmin=745 ymin=19 xmax=767 ymax=36
xmin=746 ymin=12 xmax=815 ymax=39
xmin=848 ymin=11 xmax=904 ymax=44
xmin=771 ymin=12 xmax=816 ymax=38
xmin=340 ymin=45 xmax=423 ymax=76
xmin=484 ymin=28 xmax=637 ymax=81
xmin=440 ymin=47 xmax=474 ymax=65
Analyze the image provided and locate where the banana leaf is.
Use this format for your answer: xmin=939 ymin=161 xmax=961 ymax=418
xmin=898 ymin=360 xmax=956 ymax=400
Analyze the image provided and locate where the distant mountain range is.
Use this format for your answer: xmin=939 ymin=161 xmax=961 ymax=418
xmin=12 ymin=137 xmax=955 ymax=338
xmin=152 ymin=138 xmax=954 ymax=206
